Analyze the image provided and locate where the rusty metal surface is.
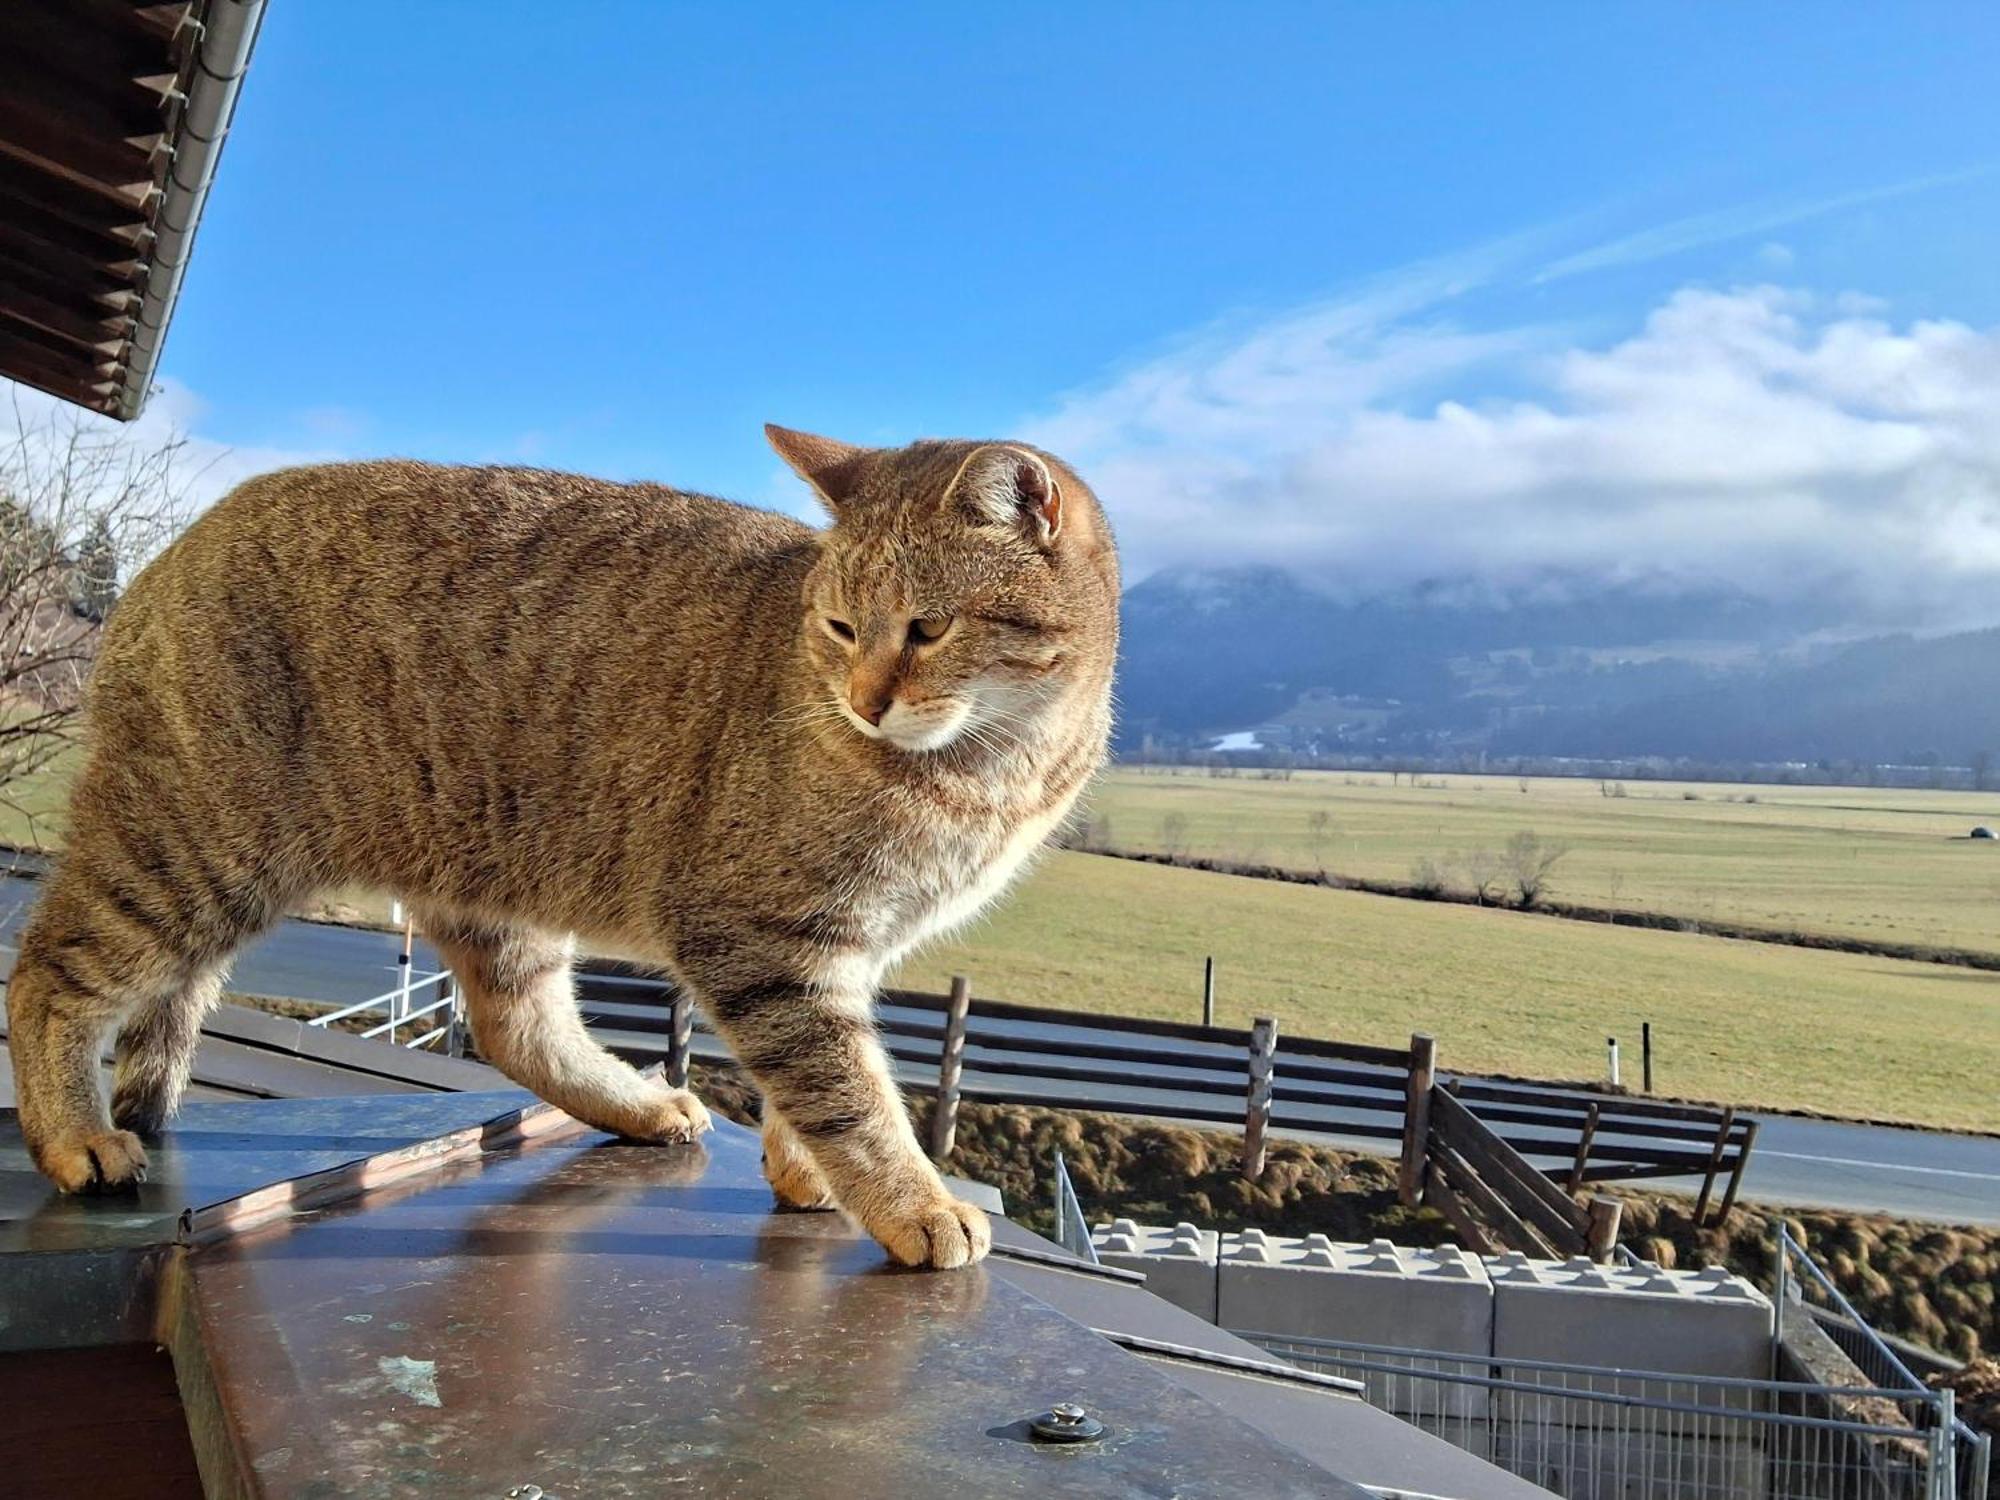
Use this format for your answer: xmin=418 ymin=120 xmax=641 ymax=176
xmin=0 ymin=1092 xmax=539 ymax=1255
xmin=186 ymin=1118 xmax=1368 ymax=1498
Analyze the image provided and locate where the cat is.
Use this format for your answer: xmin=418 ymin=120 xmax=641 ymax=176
xmin=4 ymin=426 xmax=1118 ymax=1268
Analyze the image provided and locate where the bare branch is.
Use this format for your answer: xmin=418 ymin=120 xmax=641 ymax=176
xmin=0 ymin=399 xmax=198 ymax=836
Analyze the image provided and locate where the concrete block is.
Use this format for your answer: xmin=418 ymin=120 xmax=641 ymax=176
xmin=1217 ymin=1235 xmax=1495 ymax=1419
xmin=1489 ymin=1253 xmax=1773 ymax=1399
xmin=1089 ymin=1219 xmax=1218 ymax=1321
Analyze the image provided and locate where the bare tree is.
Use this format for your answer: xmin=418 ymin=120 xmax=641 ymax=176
xmin=1408 ymin=856 xmax=1447 ymax=897
xmin=1160 ymin=811 xmax=1190 ymax=860
xmin=1304 ymin=808 xmax=1334 ymax=877
xmin=1504 ymin=830 xmax=1571 ymax=909
xmin=1463 ymin=847 xmax=1507 ymax=906
xmin=0 ymin=396 xmax=198 ymax=843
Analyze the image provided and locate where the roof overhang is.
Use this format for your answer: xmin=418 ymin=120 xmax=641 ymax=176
xmin=0 ymin=0 xmax=266 ymax=421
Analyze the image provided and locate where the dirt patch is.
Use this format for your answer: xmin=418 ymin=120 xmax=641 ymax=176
xmin=1937 ymin=1356 xmax=2000 ymax=1434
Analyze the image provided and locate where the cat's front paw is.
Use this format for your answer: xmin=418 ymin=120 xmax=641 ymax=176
xmin=34 ymin=1126 xmax=148 ymax=1194
xmin=866 ymin=1190 xmax=991 ymax=1270
xmin=611 ymin=1082 xmax=713 ymax=1144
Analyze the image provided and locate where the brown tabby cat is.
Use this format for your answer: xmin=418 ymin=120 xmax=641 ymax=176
xmin=5 ymin=427 xmax=1117 ymax=1268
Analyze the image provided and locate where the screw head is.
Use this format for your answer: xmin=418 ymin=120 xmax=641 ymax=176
xmin=1031 ymin=1402 xmax=1106 ymax=1443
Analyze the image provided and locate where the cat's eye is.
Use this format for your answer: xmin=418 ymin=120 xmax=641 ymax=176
xmin=824 ymin=617 xmax=856 ymax=643
xmin=909 ymin=616 xmax=954 ymax=645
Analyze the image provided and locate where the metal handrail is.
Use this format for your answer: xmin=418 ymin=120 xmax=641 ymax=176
xmin=1253 ymin=1330 xmax=1967 ymax=1500
xmin=309 ymin=968 xmax=460 ymax=1052
xmin=1050 ymin=1152 xmax=1100 ymax=1265
xmin=1239 ymin=1331 xmax=1947 ymax=1397
xmin=1778 ymin=1222 xmax=1988 ymax=1497
xmin=359 ymin=991 xmax=454 ymax=1040
xmin=309 ymin=969 xmax=453 ymax=1029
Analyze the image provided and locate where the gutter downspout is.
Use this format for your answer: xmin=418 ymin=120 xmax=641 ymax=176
xmin=116 ymin=0 xmax=268 ymax=421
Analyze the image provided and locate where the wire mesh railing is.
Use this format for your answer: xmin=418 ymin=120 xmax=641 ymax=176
xmin=306 ymin=969 xmax=463 ymax=1053
xmin=1241 ymin=1332 xmax=1962 ymax=1500
xmin=1778 ymin=1225 xmax=1991 ymax=1498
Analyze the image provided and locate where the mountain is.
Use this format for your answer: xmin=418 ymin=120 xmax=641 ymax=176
xmin=1114 ymin=567 xmax=2000 ymax=768
xmin=1498 ymin=630 xmax=2000 ymax=767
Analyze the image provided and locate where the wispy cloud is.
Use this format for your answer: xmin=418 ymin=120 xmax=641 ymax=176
xmin=1532 ymin=166 xmax=1994 ymax=285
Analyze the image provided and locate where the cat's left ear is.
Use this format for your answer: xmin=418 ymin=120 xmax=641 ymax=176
xmin=766 ymin=424 xmax=871 ymax=515
xmin=946 ymin=445 xmax=1062 ymax=548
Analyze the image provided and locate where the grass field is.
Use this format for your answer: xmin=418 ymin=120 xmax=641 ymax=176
xmin=891 ymin=849 xmax=2000 ymax=1134
xmin=1080 ymin=767 xmax=2000 ymax=956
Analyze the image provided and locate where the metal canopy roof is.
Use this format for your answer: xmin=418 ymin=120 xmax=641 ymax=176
xmin=1 ymin=1099 xmax=1382 ymax=1497
xmin=0 ymin=0 xmax=266 ymax=419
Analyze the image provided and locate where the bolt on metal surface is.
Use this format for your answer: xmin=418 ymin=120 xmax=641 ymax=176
xmin=1031 ymin=1401 xmax=1107 ymax=1443
xmin=504 ymin=1487 xmax=544 ymax=1499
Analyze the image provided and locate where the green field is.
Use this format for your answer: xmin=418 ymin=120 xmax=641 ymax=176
xmin=1079 ymin=767 xmax=2000 ymax=956
xmin=892 ymin=849 xmax=2000 ymax=1134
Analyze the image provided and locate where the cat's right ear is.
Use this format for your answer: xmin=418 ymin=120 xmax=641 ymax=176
xmin=765 ymin=424 xmax=870 ymax=516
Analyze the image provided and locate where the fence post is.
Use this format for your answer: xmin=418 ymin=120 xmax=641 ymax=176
xmin=1242 ymin=1016 xmax=1277 ymax=1180
xmin=394 ymin=908 xmax=413 ymax=1045
xmin=1585 ymin=1195 xmax=1623 ymax=1263
xmin=930 ymin=975 xmax=971 ymax=1162
xmin=667 ymin=988 xmax=693 ymax=1090
xmin=1398 ymin=1033 xmax=1436 ymax=1207
xmin=1568 ymin=1101 xmax=1601 ymax=1193
xmin=1641 ymin=1021 xmax=1654 ymax=1094
xmin=1202 ymin=956 xmax=1215 ymax=1028
xmin=1716 ymin=1117 xmax=1758 ymax=1225
xmin=1693 ymin=1106 xmax=1736 ymax=1225
xmin=440 ymin=973 xmax=464 ymax=1058
xmin=1933 ymin=1386 xmax=1958 ymax=1500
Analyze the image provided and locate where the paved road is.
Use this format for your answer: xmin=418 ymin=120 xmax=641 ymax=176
xmin=2 ymin=870 xmax=1997 ymax=1226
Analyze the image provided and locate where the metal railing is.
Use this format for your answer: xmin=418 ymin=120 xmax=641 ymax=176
xmin=1242 ymin=1331 xmax=1965 ymax=1500
xmin=1049 ymin=1151 xmax=1100 ymax=1265
xmin=1778 ymin=1225 xmax=1991 ymax=1498
xmin=306 ymin=969 xmax=462 ymax=1053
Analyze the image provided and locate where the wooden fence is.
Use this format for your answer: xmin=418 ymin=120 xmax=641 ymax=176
xmin=574 ymin=964 xmax=1757 ymax=1261
xmin=1426 ymin=1088 xmax=1623 ymax=1260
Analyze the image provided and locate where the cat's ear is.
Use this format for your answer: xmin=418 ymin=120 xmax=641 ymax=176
xmin=765 ymin=424 xmax=870 ymax=515
xmin=946 ymin=445 xmax=1063 ymax=548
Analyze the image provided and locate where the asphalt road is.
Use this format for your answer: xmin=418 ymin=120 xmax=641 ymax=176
xmin=2 ymin=870 xmax=1997 ymax=1226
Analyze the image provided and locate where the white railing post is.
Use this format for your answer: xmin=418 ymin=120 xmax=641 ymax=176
xmin=394 ymin=904 xmax=414 ymax=1044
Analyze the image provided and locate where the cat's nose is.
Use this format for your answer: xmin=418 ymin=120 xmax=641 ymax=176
xmin=850 ymin=682 xmax=894 ymax=725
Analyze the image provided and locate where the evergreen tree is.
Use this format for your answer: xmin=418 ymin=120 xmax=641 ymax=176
xmin=71 ymin=513 xmax=118 ymax=621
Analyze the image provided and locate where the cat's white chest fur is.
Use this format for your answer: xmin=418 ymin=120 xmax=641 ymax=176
xmin=861 ymin=798 xmax=1070 ymax=978
xmin=921 ymin=802 xmax=1067 ymax=943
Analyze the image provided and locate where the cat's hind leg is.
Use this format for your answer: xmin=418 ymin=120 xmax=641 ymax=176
xmin=9 ymin=821 xmax=279 ymax=1192
xmin=762 ymin=1110 xmax=838 ymax=1210
xmin=110 ymin=961 xmax=228 ymax=1136
xmin=423 ymin=912 xmax=710 ymax=1142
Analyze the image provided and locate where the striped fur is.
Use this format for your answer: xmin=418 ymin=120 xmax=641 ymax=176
xmin=4 ymin=429 xmax=1117 ymax=1269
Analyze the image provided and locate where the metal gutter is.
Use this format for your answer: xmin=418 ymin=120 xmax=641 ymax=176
xmin=117 ymin=0 xmax=268 ymax=420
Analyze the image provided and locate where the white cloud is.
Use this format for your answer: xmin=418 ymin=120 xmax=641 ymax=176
xmin=1030 ymin=282 xmax=2000 ymax=625
xmin=3 ymin=377 xmax=337 ymax=518
xmin=1531 ymin=166 xmax=1992 ymax=285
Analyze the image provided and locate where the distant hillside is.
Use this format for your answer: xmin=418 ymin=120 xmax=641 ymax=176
xmin=1114 ymin=566 xmax=1999 ymax=768
xmin=1497 ymin=628 xmax=2000 ymax=766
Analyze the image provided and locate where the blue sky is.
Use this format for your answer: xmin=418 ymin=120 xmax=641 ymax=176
xmin=122 ymin=5 xmax=2000 ymax=610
